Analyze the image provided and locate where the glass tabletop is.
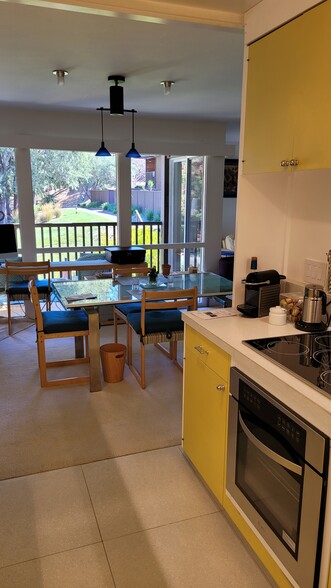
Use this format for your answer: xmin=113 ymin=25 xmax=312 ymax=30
xmin=53 ymin=272 xmax=233 ymax=309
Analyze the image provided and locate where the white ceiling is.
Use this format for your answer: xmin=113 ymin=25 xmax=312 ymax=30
xmin=0 ymin=0 xmax=262 ymax=122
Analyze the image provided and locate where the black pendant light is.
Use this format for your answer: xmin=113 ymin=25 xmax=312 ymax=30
xmin=95 ymin=108 xmax=111 ymax=157
xmin=95 ymin=75 xmax=140 ymax=158
xmin=108 ymin=75 xmax=125 ymax=115
xmin=126 ymin=109 xmax=141 ymax=159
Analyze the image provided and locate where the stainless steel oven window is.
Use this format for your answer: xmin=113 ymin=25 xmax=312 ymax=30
xmin=236 ymin=403 xmax=304 ymax=558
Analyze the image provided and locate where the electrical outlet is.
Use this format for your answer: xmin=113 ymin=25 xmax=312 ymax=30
xmin=304 ymin=259 xmax=327 ymax=286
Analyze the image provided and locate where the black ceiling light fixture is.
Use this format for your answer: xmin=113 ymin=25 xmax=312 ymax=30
xmin=126 ymin=109 xmax=141 ymax=159
xmin=95 ymin=74 xmax=141 ymax=158
xmin=95 ymin=107 xmax=111 ymax=157
xmin=109 ymin=75 xmax=125 ymax=115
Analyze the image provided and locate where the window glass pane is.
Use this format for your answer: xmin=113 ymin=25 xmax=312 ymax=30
xmin=0 ymin=148 xmax=20 ymax=263
xmin=30 ymin=149 xmax=117 ymax=261
xmin=169 ymin=156 xmax=204 ymax=271
xmin=0 ymin=147 xmax=17 ymax=223
xmin=30 ymin=149 xmax=116 ymax=221
xmin=188 ymin=157 xmax=203 ymax=243
xmin=131 ymin=156 xmax=163 ymax=270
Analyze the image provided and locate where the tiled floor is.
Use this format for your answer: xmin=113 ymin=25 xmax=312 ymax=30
xmin=0 ymin=312 xmax=275 ymax=587
xmin=0 ymin=446 xmax=274 ymax=587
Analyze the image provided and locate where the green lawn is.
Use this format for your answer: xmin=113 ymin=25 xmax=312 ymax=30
xmin=49 ymin=208 xmax=115 ymax=224
xmin=35 ymin=208 xmax=160 ymax=267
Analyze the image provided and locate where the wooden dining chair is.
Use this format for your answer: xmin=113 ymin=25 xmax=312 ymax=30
xmin=28 ymin=278 xmax=90 ymax=388
xmin=113 ymin=265 xmax=151 ymax=343
xmin=126 ymin=286 xmax=198 ymax=389
xmin=5 ymin=259 xmax=52 ymax=335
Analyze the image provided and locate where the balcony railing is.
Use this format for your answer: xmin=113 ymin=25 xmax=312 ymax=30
xmin=14 ymin=221 xmax=203 ymax=273
xmin=15 ymin=221 xmax=162 ymax=268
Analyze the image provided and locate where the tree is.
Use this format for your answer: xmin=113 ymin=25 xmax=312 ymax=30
xmin=0 ymin=148 xmax=17 ymax=222
xmin=30 ymin=149 xmax=116 ymax=204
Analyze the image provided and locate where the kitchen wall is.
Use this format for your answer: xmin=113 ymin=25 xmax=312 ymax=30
xmin=286 ymin=169 xmax=331 ymax=284
xmin=233 ymin=0 xmax=328 ymax=305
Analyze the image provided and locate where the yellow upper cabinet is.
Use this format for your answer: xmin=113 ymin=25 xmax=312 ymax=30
xmin=243 ymin=1 xmax=331 ymax=174
xmin=294 ymin=1 xmax=331 ymax=170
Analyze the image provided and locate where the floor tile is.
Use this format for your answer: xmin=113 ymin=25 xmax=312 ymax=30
xmin=0 ymin=544 xmax=115 ymax=588
xmin=0 ymin=466 xmax=101 ymax=567
xmin=104 ymin=511 xmax=273 ymax=588
xmin=83 ymin=446 xmax=219 ymax=540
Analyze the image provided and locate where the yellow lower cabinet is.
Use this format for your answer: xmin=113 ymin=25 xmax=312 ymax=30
xmin=182 ymin=327 xmax=230 ymax=504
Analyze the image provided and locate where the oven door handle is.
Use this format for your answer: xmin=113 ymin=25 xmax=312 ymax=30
xmin=238 ymin=412 xmax=303 ymax=476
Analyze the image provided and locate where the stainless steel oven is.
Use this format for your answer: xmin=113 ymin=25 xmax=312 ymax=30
xmin=227 ymin=368 xmax=329 ymax=588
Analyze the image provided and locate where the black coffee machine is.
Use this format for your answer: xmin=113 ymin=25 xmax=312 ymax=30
xmin=237 ymin=269 xmax=286 ymax=318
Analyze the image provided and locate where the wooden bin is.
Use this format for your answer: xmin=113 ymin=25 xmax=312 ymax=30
xmin=100 ymin=343 xmax=126 ymax=383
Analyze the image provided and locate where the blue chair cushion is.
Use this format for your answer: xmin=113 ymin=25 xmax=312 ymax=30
xmin=114 ymin=302 xmax=142 ymax=316
xmin=42 ymin=309 xmax=88 ymax=334
xmin=7 ymin=279 xmax=52 ymax=296
xmin=126 ymin=309 xmax=183 ymax=336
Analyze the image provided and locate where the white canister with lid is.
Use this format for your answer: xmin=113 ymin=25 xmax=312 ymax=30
xmin=269 ymin=305 xmax=287 ymax=325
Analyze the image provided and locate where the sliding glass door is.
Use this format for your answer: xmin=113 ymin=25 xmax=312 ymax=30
xmin=168 ymin=156 xmax=204 ymax=271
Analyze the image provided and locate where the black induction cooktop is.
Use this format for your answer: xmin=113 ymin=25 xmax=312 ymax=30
xmin=243 ymin=332 xmax=331 ymax=398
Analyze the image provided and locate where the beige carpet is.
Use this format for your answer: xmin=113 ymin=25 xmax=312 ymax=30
xmin=0 ymin=296 xmax=35 ymax=341
xmin=0 ymin=324 xmax=183 ymax=481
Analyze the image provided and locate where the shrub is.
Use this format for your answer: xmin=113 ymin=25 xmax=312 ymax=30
xmin=86 ymin=201 xmax=103 ymax=209
xmin=53 ymin=205 xmax=62 ymax=218
xmin=103 ymin=203 xmax=117 ymax=214
xmin=145 ymin=209 xmax=154 ymax=221
xmin=36 ymin=203 xmax=60 ymax=223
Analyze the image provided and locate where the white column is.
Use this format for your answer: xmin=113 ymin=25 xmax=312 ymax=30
xmin=202 ymin=156 xmax=225 ymax=273
xmin=116 ymin=154 xmax=131 ymax=247
xmin=15 ymin=148 xmax=36 ymax=260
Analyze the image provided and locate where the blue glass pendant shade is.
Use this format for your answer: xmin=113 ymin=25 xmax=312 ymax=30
xmin=95 ymin=141 xmax=111 ymax=157
xmin=126 ymin=143 xmax=141 ymax=158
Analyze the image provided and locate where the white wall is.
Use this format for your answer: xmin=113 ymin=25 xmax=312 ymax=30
xmin=286 ymin=169 xmax=331 ymax=284
xmin=234 ymin=171 xmax=291 ymax=301
xmin=0 ymin=106 xmax=233 ymax=158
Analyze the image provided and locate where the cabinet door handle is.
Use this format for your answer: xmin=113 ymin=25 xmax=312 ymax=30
xmin=194 ymin=345 xmax=209 ymax=355
xmin=216 ymin=384 xmax=225 ymax=391
xmin=289 ymin=159 xmax=299 ymax=167
xmin=280 ymin=160 xmax=290 ymax=167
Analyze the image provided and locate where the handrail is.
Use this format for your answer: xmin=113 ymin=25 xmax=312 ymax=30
xmin=12 ymin=221 xmax=204 ymax=273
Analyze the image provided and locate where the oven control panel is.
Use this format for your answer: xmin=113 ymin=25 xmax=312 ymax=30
xmin=239 ymin=379 xmax=306 ymax=457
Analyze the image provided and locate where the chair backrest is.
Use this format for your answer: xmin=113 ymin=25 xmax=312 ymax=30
xmin=5 ymin=260 xmax=51 ymax=289
xmin=140 ymin=287 xmax=198 ymax=336
xmin=111 ymin=265 xmax=151 ymax=279
xmin=28 ymin=278 xmax=44 ymax=332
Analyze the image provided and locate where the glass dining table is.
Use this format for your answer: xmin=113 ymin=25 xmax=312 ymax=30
xmin=53 ymin=272 xmax=233 ymax=392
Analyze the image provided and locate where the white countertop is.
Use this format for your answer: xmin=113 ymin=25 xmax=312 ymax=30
xmin=182 ymin=311 xmax=331 ymax=438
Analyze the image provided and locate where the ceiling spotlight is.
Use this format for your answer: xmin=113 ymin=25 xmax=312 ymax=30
xmin=52 ymin=69 xmax=68 ymax=86
xmin=160 ymin=80 xmax=174 ymax=95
